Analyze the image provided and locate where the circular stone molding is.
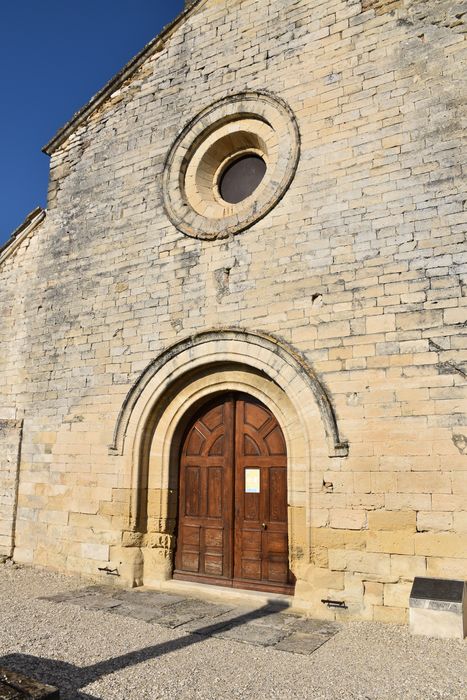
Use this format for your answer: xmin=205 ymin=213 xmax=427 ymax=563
xmin=162 ymin=92 xmax=300 ymax=240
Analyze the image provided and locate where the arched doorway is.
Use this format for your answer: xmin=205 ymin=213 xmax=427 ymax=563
xmin=109 ymin=330 xmax=348 ymax=604
xmin=174 ymin=393 xmax=294 ymax=594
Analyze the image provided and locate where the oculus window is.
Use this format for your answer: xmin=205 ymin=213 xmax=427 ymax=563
xmin=163 ymin=92 xmax=300 ymax=240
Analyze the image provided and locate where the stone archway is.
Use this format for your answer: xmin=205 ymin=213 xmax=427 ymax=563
xmin=109 ymin=329 xmax=348 ymax=595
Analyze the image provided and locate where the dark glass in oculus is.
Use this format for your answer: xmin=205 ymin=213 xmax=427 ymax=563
xmin=219 ymin=155 xmax=267 ymax=204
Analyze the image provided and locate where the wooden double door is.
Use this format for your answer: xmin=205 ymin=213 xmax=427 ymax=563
xmin=174 ymin=394 xmax=294 ymax=594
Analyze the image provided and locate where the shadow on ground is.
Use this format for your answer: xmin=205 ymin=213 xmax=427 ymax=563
xmin=0 ymin=604 xmax=291 ymax=699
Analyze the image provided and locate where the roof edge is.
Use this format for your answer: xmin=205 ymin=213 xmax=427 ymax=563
xmin=43 ymin=0 xmax=205 ymax=156
xmin=0 ymin=207 xmax=46 ymax=267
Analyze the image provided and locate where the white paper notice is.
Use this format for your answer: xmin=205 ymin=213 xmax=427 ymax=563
xmin=245 ymin=468 xmax=260 ymax=493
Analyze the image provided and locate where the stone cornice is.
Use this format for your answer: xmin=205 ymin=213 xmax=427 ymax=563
xmin=42 ymin=0 xmax=205 ymax=156
xmin=0 ymin=207 xmax=46 ymax=269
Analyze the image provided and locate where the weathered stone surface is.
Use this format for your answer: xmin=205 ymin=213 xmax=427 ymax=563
xmin=0 ymin=0 xmax=465 ymax=623
xmin=0 ymin=669 xmax=59 ymax=699
xmin=216 ymin=623 xmax=288 ymax=647
xmin=0 ymin=421 xmax=22 ymax=557
xmin=288 ymin=619 xmax=341 ymax=637
xmin=112 ymin=590 xmax=184 ymax=607
xmin=109 ymin=603 xmax=163 ymax=623
xmin=75 ymin=595 xmax=123 ymax=611
xmin=180 ymin=607 xmax=268 ymax=635
xmin=153 ymin=600 xmax=234 ymax=629
xmin=40 ymin=585 xmax=342 ymax=654
xmin=275 ymin=632 xmax=331 ymax=655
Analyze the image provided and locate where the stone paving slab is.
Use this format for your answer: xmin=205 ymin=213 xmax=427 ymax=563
xmin=0 ymin=669 xmax=59 ymax=699
xmin=215 ymin=623 xmax=288 ymax=647
xmin=40 ymin=585 xmax=341 ymax=655
xmin=77 ymin=596 xmax=123 ymax=612
xmin=275 ymin=632 xmax=333 ymax=655
xmin=242 ymin=609 xmax=300 ymax=630
xmin=152 ymin=599 xmax=235 ymax=629
xmin=110 ymin=590 xmax=185 ymax=607
xmin=289 ymin=618 xmax=341 ymax=636
xmin=107 ymin=604 xmax=162 ymax=623
xmin=180 ymin=607 xmax=258 ymax=634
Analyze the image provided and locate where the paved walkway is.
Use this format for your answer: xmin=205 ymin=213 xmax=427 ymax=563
xmin=0 ymin=566 xmax=465 ymax=699
xmin=40 ymin=584 xmax=340 ymax=656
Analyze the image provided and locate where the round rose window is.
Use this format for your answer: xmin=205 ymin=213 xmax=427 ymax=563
xmin=162 ymin=92 xmax=300 ymax=240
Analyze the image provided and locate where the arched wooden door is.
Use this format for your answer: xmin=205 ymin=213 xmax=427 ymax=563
xmin=174 ymin=394 xmax=294 ymax=594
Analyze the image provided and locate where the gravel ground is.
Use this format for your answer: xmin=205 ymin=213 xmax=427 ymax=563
xmin=0 ymin=565 xmax=465 ymax=700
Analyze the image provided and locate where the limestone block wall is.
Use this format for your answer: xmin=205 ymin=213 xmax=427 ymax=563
xmin=0 ymin=420 xmax=22 ymax=556
xmin=0 ymin=0 xmax=465 ymax=622
xmin=0 ymin=215 xmax=43 ymax=557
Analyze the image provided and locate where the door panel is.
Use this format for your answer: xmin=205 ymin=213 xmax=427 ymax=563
xmin=207 ymin=467 xmax=223 ymax=517
xmin=269 ymin=468 xmax=288 ymax=522
xmin=175 ymin=398 xmax=234 ymax=581
xmin=175 ymin=394 xmax=293 ymax=593
xmin=234 ymin=398 xmax=290 ymax=588
xmin=185 ymin=467 xmax=201 ymax=516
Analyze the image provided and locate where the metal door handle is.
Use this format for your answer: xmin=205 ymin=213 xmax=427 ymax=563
xmin=261 ymin=522 xmax=267 ymax=530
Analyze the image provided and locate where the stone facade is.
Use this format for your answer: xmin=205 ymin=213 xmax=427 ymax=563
xmin=0 ymin=0 xmax=466 ymax=624
xmin=0 ymin=419 xmax=22 ymax=556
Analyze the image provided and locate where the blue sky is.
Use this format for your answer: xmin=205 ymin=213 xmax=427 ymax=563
xmin=0 ymin=1 xmax=185 ymax=246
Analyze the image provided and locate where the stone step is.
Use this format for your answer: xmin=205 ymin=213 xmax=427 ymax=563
xmin=156 ymin=578 xmax=294 ymax=610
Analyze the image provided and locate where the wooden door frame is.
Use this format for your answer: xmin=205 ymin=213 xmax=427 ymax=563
xmin=173 ymin=391 xmax=294 ymax=595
